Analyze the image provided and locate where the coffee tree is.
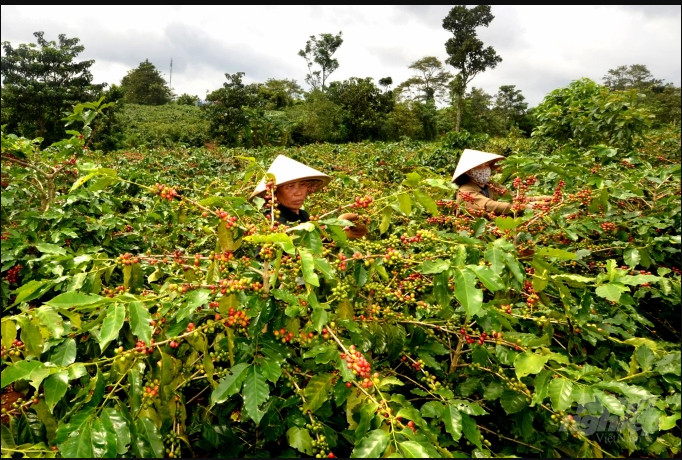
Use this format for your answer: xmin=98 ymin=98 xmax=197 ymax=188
xmin=1 ymin=105 xmax=680 ymax=458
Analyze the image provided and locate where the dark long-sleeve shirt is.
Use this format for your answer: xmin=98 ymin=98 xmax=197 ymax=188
xmin=264 ymin=204 xmax=310 ymax=225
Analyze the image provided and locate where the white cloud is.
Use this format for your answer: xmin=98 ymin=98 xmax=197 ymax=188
xmin=2 ymin=5 xmax=680 ymax=106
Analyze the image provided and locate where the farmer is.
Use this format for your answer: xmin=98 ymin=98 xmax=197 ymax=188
xmin=452 ymin=149 xmax=551 ymax=217
xmin=251 ymin=155 xmax=367 ymax=238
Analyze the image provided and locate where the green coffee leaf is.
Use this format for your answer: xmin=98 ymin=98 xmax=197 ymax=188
xmin=351 ymin=429 xmax=390 ymax=458
xmin=302 ymin=373 xmax=334 ymax=414
xmin=443 ymin=404 xmax=463 ymax=441
xmin=548 ymin=377 xmax=574 ymax=412
xmin=299 ymin=248 xmax=320 ymax=287
xmin=242 ymin=365 xmax=269 ymax=425
xmin=454 ymin=268 xmax=483 ymax=318
xmin=98 ymin=303 xmax=125 ymax=353
xmin=514 ymin=352 xmax=549 ymax=379
xmin=287 ymin=427 xmax=314 ymax=456
xmin=128 ymin=301 xmax=152 ymax=345
xmin=211 ymin=363 xmax=250 ymax=406
xmin=44 ymin=370 xmax=69 ymax=413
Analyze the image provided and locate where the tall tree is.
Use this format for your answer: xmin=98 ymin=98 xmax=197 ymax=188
xmin=494 ymin=85 xmax=528 ymax=133
xmin=175 ymin=93 xmax=200 ymax=106
xmin=1 ymin=31 xmax=105 ymax=145
xmin=459 ymin=86 xmax=494 ymax=134
xmin=203 ymin=72 xmax=263 ymax=146
xmin=258 ymin=78 xmax=304 ymax=110
xmin=378 ymin=77 xmax=393 ymax=91
xmin=327 ymin=77 xmax=393 ymax=142
xmin=298 ymin=32 xmax=343 ymax=90
xmin=442 ymin=5 xmax=502 ymax=132
xmin=396 ymin=56 xmax=453 ymax=103
xmin=603 ymin=64 xmax=680 ymax=127
xmin=120 ymin=59 xmax=172 ymax=105
xmin=602 ymin=64 xmax=662 ymax=91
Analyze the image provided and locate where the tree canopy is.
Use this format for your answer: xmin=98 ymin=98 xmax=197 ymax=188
xmin=494 ymin=85 xmax=528 ymax=133
xmin=442 ymin=5 xmax=502 ymax=132
xmin=396 ymin=56 xmax=453 ymax=103
xmin=603 ymin=64 xmax=681 ymax=127
xmin=1 ymin=31 xmax=105 ymax=145
xmin=603 ymin=64 xmax=662 ymax=91
xmin=120 ymin=59 xmax=172 ymax=105
xmin=298 ymin=32 xmax=344 ymax=90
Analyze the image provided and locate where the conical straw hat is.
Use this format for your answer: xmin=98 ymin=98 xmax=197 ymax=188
xmin=451 ymin=149 xmax=505 ymax=183
xmin=251 ymin=155 xmax=331 ymax=199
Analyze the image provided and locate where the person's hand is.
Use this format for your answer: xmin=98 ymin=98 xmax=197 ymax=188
xmin=526 ymin=201 xmax=550 ymax=210
xmin=530 ymin=195 xmax=553 ymax=202
xmin=339 ymin=213 xmax=368 ymax=239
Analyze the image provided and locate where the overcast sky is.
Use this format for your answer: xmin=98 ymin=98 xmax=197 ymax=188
xmin=2 ymin=5 xmax=680 ymax=107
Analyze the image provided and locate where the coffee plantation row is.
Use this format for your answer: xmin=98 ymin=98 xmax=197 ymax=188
xmin=1 ymin=103 xmax=680 ymax=458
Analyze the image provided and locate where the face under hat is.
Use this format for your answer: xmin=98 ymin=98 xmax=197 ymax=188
xmin=251 ymin=155 xmax=332 ymax=199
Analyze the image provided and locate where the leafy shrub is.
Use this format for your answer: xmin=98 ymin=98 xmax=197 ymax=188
xmin=532 ymin=78 xmax=654 ymax=150
xmin=1 ymin=107 xmax=680 ymax=459
xmin=119 ymin=104 xmax=210 ymax=148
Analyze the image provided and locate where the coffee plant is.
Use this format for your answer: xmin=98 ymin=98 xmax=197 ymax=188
xmin=1 ymin=104 xmax=680 ymax=458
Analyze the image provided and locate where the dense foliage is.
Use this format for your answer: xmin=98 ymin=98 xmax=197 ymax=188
xmin=120 ymin=60 xmax=172 ymax=106
xmin=0 ymin=31 xmax=106 ymax=146
xmin=114 ymin=104 xmax=210 ymax=149
xmin=1 ymin=95 xmax=680 ymax=458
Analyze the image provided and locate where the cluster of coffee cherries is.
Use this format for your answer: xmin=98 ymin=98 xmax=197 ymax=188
xmin=621 ymin=159 xmax=636 ymax=169
xmin=402 ymin=355 xmax=423 ymax=372
xmin=552 ymin=412 xmax=579 ymax=434
xmin=426 ymin=215 xmax=454 ymax=227
xmin=103 ymin=286 xmax=126 ymax=297
xmin=216 ymin=276 xmax=259 ymax=295
xmin=436 ymin=199 xmax=458 ymax=210
xmin=551 ymin=180 xmax=566 ymax=204
xmin=458 ymin=191 xmax=477 ymax=206
xmin=135 ymin=339 xmax=155 ymax=355
xmin=513 ymin=175 xmax=538 ymax=190
xmin=383 ymin=248 xmax=402 ymax=265
xmin=164 ymin=430 xmax=182 ymax=458
xmin=209 ymin=348 xmax=231 ymax=363
xmin=152 ymin=183 xmax=179 ymax=201
xmin=1 ymin=339 xmax=24 ymax=358
xmin=460 ymin=328 xmax=487 ymax=346
xmin=5 ymin=264 xmax=22 ymax=284
xmin=341 ymin=345 xmax=375 ymax=387
xmin=419 ymin=369 xmax=442 ymax=391
xmin=306 ymin=420 xmax=333 ymax=458
xmin=1 ymin=394 xmax=38 ymax=418
xmin=217 ymin=210 xmax=239 ymax=229
xmin=330 ymin=279 xmax=353 ymax=299
xmin=336 ymin=253 xmax=348 ymax=271
xmin=400 ymin=232 xmax=423 ymax=244
xmin=351 ymin=194 xmax=373 ymax=208
xmin=600 ymin=222 xmax=617 ymax=232
xmin=141 ymin=378 xmax=161 ymax=408
xmin=221 ymin=309 xmax=249 ymax=329
xmin=567 ymin=188 xmax=593 ymax=206
xmin=262 ymin=179 xmax=279 ymax=216
xmin=116 ymin=253 xmax=140 ymax=266
xmin=526 ymin=293 xmax=540 ymax=308
xmin=259 ymin=242 xmax=277 ymax=260
xmin=273 ymin=328 xmax=295 ymax=343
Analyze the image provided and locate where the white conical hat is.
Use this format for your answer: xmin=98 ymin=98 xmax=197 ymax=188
xmin=251 ymin=155 xmax=331 ymax=199
xmin=451 ymin=149 xmax=505 ymax=182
